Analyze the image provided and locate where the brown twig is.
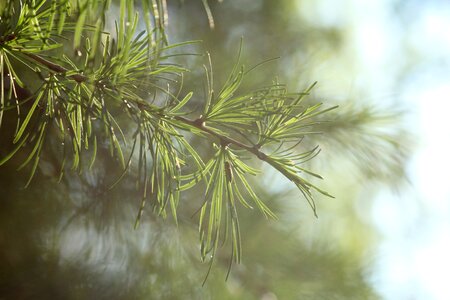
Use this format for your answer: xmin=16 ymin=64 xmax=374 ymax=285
xmin=174 ymin=115 xmax=267 ymax=160
xmin=25 ymin=53 xmax=88 ymax=83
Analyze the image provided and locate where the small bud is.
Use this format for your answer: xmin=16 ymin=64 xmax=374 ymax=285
xmin=225 ymin=161 xmax=233 ymax=183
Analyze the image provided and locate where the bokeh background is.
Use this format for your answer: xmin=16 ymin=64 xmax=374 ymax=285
xmin=1 ymin=0 xmax=449 ymax=299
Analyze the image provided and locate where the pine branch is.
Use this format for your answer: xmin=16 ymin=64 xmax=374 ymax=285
xmin=0 ymin=0 xmax=337 ymax=279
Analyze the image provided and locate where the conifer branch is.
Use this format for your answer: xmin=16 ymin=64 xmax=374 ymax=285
xmin=0 ymin=0 xmax=338 ymax=279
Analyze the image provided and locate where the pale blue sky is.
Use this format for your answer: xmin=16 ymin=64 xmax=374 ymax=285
xmin=297 ymin=0 xmax=450 ymax=299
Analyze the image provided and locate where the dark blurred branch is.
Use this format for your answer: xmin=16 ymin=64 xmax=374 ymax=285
xmin=24 ymin=53 xmax=87 ymax=83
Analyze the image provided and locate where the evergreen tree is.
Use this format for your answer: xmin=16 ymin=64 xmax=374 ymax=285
xmin=0 ymin=1 xmax=408 ymax=298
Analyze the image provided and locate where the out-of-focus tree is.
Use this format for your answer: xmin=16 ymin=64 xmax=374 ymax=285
xmin=0 ymin=1 xmax=408 ymax=299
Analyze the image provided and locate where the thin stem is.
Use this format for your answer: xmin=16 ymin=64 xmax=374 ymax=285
xmin=172 ymin=116 xmax=314 ymax=189
xmin=174 ymin=115 xmax=267 ymax=160
xmin=25 ymin=53 xmax=88 ymax=83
